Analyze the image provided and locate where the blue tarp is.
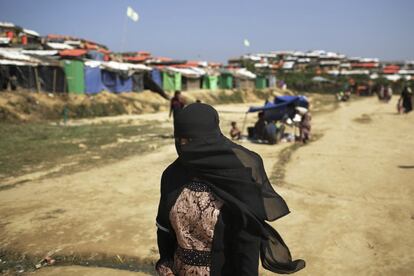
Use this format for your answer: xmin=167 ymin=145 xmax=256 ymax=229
xmin=84 ymin=66 xmax=103 ymax=94
xmin=151 ymin=69 xmax=162 ymax=87
xmin=87 ymin=51 xmax=105 ymax=61
xmin=248 ymin=95 xmax=309 ymax=121
xmin=101 ymin=70 xmax=132 ymax=93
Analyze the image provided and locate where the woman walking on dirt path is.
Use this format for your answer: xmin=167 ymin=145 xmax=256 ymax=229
xmin=155 ymin=103 xmax=305 ymax=275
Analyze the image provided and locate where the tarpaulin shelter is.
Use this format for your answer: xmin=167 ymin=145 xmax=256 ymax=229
xmin=218 ymin=70 xmax=234 ymax=89
xmin=151 ymin=69 xmax=162 ymax=87
xmin=162 ymin=71 xmax=181 ymax=91
xmin=83 ymin=60 xmax=151 ymax=94
xmin=63 ymin=60 xmax=85 ymax=94
xmin=84 ymin=62 xmax=103 ymax=94
xmin=168 ymin=67 xmax=204 ymax=91
xmin=233 ymin=68 xmax=256 ymax=89
xmin=101 ymin=70 xmax=132 ymax=93
xmin=248 ymin=95 xmax=309 ymax=121
xmin=202 ymin=75 xmax=218 ymax=90
xmin=255 ymin=75 xmax=267 ymax=89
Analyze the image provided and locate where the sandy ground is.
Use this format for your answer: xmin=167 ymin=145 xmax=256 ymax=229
xmin=0 ymin=97 xmax=413 ymax=275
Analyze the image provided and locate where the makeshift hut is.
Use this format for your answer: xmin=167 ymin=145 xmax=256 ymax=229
xmin=255 ymin=75 xmax=267 ymax=89
xmin=83 ymin=60 xmax=151 ymax=94
xmin=233 ymin=68 xmax=256 ymax=89
xmin=84 ymin=60 xmax=103 ymax=94
xmin=0 ymin=48 xmax=42 ymax=92
xmin=162 ymin=70 xmax=182 ymax=91
xmin=63 ymin=60 xmax=85 ymax=94
xmin=202 ymin=75 xmax=218 ymax=90
xmin=218 ymin=69 xmax=234 ymax=89
xmin=167 ymin=67 xmax=204 ymax=91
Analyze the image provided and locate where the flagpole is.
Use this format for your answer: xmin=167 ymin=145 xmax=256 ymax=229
xmin=121 ymin=12 xmax=128 ymax=52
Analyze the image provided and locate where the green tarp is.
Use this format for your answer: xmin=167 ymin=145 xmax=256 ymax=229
xmin=162 ymin=72 xmax=181 ymax=91
xmin=202 ymin=75 xmax=218 ymax=90
xmin=219 ymin=74 xmax=233 ymax=89
xmin=256 ymin=76 xmax=267 ymax=89
xmin=63 ymin=60 xmax=85 ymax=94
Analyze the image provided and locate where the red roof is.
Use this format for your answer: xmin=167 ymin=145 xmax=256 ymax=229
xmin=124 ymin=56 xmax=148 ymax=62
xmin=351 ymin=62 xmax=378 ymax=68
xmin=383 ymin=65 xmax=400 ymax=74
xmin=59 ymin=49 xmax=87 ymax=57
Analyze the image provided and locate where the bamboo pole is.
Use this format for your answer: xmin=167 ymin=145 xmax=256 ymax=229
xmin=34 ymin=67 xmax=41 ymax=93
xmin=52 ymin=68 xmax=57 ymax=93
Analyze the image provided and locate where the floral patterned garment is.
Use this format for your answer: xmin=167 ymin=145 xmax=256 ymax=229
xmin=157 ymin=180 xmax=223 ymax=276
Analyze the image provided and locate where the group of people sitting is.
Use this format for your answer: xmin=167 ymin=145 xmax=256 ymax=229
xmin=234 ymin=108 xmax=311 ymax=145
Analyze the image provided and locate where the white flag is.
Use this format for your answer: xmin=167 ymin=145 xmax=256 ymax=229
xmin=243 ymin=39 xmax=250 ymax=47
xmin=127 ymin=6 xmax=139 ymax=22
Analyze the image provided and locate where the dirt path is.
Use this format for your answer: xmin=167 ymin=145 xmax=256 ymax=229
xmin=1 ymin=97 xmax=412 ymax=275
xmin=266 ymin=97 xmax=414 ymax=275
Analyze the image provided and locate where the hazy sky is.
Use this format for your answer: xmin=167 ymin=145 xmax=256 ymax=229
xmin=1 ymin=0 xmax=413 ymax=62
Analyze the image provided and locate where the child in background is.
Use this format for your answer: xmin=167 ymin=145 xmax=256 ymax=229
xmin=230 ymin=121 xmax=242 ymax=140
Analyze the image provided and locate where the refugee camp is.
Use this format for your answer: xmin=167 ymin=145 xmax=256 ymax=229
xmin=0 ymin=0 xmax=413 ymax=275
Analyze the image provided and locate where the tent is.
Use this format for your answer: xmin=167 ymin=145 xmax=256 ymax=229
xmin=202 ymin=75 xmax=218 ymax=90
xmin=255 ymin=75 xmax=267 ymax=89
xmin=248 ymin=95 xmax=309 ymax=121
xmin=162 ymin=71 xmax=181 ymax=91
xmin=63 ymin=60 xmax=85 ymax=94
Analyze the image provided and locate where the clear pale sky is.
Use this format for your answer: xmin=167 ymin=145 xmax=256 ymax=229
xmin=1 ymin=0 xmax=413 ymax=62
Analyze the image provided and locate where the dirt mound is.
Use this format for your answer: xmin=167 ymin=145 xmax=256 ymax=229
xmin=0 ymin=91 xmax=168 ymax=122
xmin=0 ymin=88 xmax=291 ymax=122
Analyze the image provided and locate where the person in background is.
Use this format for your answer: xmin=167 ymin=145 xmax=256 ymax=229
xmin=169 ymin=91 xmax=186 ymax=120
xmin=254 ymin=111 xmax=266 ymax=140
xmin=384 ymin=85 xmax=393 ymax=102
xmin=299 ymin=110 xmax=312 ymax=144
xmin=230 ymin=121 xmax=242 ymax=140
xmin=155 ymin=103 xmax=305 ymax=275
xmin=400 ymin=85 xmax=413 ymax=113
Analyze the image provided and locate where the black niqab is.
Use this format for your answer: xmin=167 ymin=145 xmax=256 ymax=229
xmin=171 ymin=103 xmax=305 ymax=274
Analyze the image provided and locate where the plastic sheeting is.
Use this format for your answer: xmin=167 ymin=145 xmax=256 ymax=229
xmin=63 ymin=60 xmax=85 ymax=94
xmin=101 ymin=70 xmax=132 ymax=93
xmin=255 ymin=76 xmax=267 ymax=89
xmin=248 ymin=96 xmax=309 ymax=122
xmin=162 ymin=71 xmax=181 ymax=91
xmin=202 ymin=75 xmax=218 ymax=90
xmin=84 ymin=65 xmax=103 ymax=94
xmin=151 ymin=69 xmax=162 ymax=87
xmin=219 ymin=74 xmax=233 ymax=89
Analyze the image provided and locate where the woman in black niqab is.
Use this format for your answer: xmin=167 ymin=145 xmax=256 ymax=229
xmin=156 ymin=103 xmax=305 ymax=275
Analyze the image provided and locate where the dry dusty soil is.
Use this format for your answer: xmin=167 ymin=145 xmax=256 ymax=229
xmin=0 ymin=96 xmax=413 ymax=275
